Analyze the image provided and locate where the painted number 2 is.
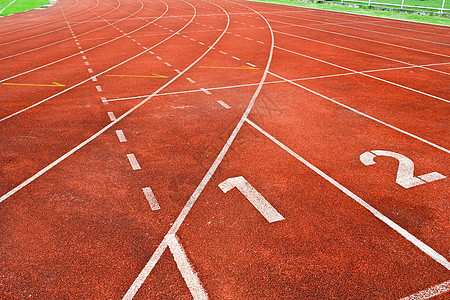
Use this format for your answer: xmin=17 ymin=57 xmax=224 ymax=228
xmin=360 ymin=150 xmax=446 ymax=189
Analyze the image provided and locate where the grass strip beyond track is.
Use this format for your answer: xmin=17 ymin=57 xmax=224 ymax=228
xmin=0 ymin=0 xmax=49 ymax=16
xmin=250 ymin=0 xmax=450 ymax=25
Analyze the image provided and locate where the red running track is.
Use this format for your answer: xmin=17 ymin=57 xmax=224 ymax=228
xmin=0 ymin=0 xmax=448 ymax=298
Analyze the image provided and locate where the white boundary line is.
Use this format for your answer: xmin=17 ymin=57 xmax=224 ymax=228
xmin=0 ymin=0 xmax=17 ymax=15
xmin=400 ymin=280 xmax=450 ymax=300
xmin=122 ymin=0 xmax=274 ymax=297
xmin=245 ymin=118 xmax=450 ymax=271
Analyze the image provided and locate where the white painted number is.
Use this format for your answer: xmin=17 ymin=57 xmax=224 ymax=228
xmin=219 ymin=176 xmax=285 ymax=223
xmin=360 ymin=150 xmax=446 ymax=189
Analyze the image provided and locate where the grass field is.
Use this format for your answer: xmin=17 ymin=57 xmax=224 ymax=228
xmin=252 ymin=0 xmax=450 ymax=25
xmin=327 ymin=0 xmax=449 ymax=11
xmin=0 ymin=0 xmax=49 ymax=16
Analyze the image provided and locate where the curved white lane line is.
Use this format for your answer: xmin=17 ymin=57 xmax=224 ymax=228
xmin=0 ymin=0 xmax=169 ymax=84
xmin=121 ymin=0 xmax=274 ymax=297
xmin=0 ymin=0 xmax=80 ymax=35
xmin=0 ymin=0 xmax=198 ymax=203
xmin=0 ymin=0 xmax=108 ymax=46
xmin=0 ymin=0 xmax=141 ymax=61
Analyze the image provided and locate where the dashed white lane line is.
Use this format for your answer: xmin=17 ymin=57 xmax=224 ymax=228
xmin=400 ymin=280 xmax=450 ymax=300
xmin=84 ymin=61 xmax=90 ymax=66
xmin=165 ymin=62 xmax=172 ymax=67
xmin=82 ymin=56 xmax=87 ymax=60
xmin=88 ymin=68 xmax=93 ymax=73
xmin=219 ymin=50 xmax=227 ymax=55
xmin=142 ymin=187 xmax=160 ymax=210
xmin=126 ymin=153 xmax=141 ymax=170
xmin=232 ymin=56 xmax=241 ymax=61
xmin=245 ymin=37 xmax=252 ymax=40
xmin=156 ymin=56 xmax=162 ymax=60
xmin=186 ymin=77 xmax=196 ymax=84
xmin=246 ymin=62 xmax=257 ymax=67
xmin=101 ymin=97 xmax=107 ymax=104
xmin=95 ymin=85 xmax=103 ymax=92
xmin=198 ymin=41 xmax=205 ymax=45
xmin=257 ymin=41 xmax=264 ymax=44
xmin=200 ymin=88 xmax=211 ymax=95
xmin=92 ymin=76 xmax=97 ymax=82
xmin=217 ymin=100 xmax=230 ymax=109
xmin=115 ymin=129 xmax=127 ymax=142
xmin=107 ymin=111 xmax=116 ymax=121
xmin=245 ymin=118 xmax=450 ymax=271
xmin=165 ymin=234 xmax=208 ymax=299
xmin=174 ymin=69 xmax=181 ymax=74
xmin=149 ymin=50 xmax=154 ymax=54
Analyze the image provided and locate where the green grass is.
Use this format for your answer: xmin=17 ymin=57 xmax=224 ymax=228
xmin=0 ymin=0 xmax=49 ymax=16
xmin=250 ymin=0 xmax=450 ymax=25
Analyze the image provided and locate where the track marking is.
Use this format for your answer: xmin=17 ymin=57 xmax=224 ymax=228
xmin=1 ymin=82 xmax=65 ymax=87
xmin=197 ymin=65 xmax=258 ymax=70
xmin=219 ymin=50 xmax=227 ymax=55
xmin=219 ymin=176 xmax=284 ymax=223
xmin=126 ymin=154 xmax=141 ymax=170
xmin=106 ymin=74 xmax=169 ymax=78
xmin=400 ymin=280 xmax=450 ymax=300
xmin=91 ymin=77 xmax=97 ymax=82
xmin=245 ymin=118 xmax=450 ymax=271
xmin=164 ymin=62 xmax=172 ymax=67
xmin=246 ymin=62 xmax=257 ymax=67
xmin=217 ymin=100 xmax=231 ymax=109
xmin=95 ymin=85 xmax=103 ymax=92
xmin=115 ymin=130 xmax=127 ymax=142
xmin=142 ymin=187 xmax=160 ymax=210
xmin=166 ymin=234 xmax=208 ymax=299
xmin=107 ymin=112 xmax=116 ymax=121
xmin=84 ymin=61 xmax=90 ymax=65
xmin=186 ymin=77 xmax=196 ymax=83
xmin=88 ymin=68 xmax=93 ymax=73
xmin=200 ymin=88 xmax=211 ymax=95
xmin=232 ymin=56 xmax=241 ymax=60
xmin=156 ymin=56 xmax=163 ymax=60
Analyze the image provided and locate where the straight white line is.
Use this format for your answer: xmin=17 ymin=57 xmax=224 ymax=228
xmin=92 ymin=77 xmax=97 ymax=82
xmin=232 ymin=56 xmax=241 ymax=60
xmin=88 ymin=68 xmax=93 ymax=73
xmin=107 ymin=111 xmax=116 ymax=121
xmin=246 ymin=62 xmax=257 ymax=67
xmin=268 ymin=72 xmax=450 ymax=154
xmin=115 ymin=129 xmax=127 ymax=142
xmin=257 ymin=40 xmax=264 ymax=44
xmin=166 ymin=234 xmax=208 ymax=299
xmin=156 ymin=56 xmax=162 ymax=60
xmin=82 ymin=55 xmax=87 ymax=59
xmin=200 ymin=88 xmax=211 ymax=95
xmin=217 ymin=100 xmax=231 ymax=109
xmin=142 ymin=187 xmax=160 ymax=210
xmin=219 ymin=50 xmax=227 ymax=54
xmin=96 ymin=85 xmax=102 ymax=92
xmin=164 ymin=62 xmax=172 ymax=67
xmin=126 ymin=154 xmax=141 ymax=170
xmin=85 ymin=61 xmax=90 ymax=65
xmin=245 ymin=118 xmax=450 ymax=271
xmin=400 ymin=280 xmax=450 ymax=300
xmin=186 ymin=77 xmax=196 ymax=83
xmin=174 ymin=69 xmax=181 ymax=74
xmin=0 ymin=0 xmax=17 ymax=15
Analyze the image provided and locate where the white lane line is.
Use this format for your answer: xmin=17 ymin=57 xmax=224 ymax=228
xmin=115 ymin=130 xmax=127 ymax=142
xmin=245 ymin=118 xmax=450 ymax=271
xmin=165 ymin=234 xmax=208 ymax=299
xmin=269 ymin=72 xmax=450 ymax=154
xmin=245 ymin=37 xmax=252 ymax=40
xmin=165 ymin=62 xmax=172 ymax=67
xmin=85 ymin=61 xmax=90 ymax=65
xmin=186 ymin=77 xmax=196 ymax=84
xmin=101 ymin=97 xmax=107 ymax=104
xmin=235 ymin=34 xmax=241 ymax=37
xmin=96 ymin=85 xmax=102 ymax=92
xmin=232 ymin=56 xmax=241 ymax=61
xmin=200 ymin=88 xmax=211 ymax=95
xmin=82 ymin=56 xmax=87 ymax=60
xmin=91 ymin=77 xmax=97 ymax=82
xmin=149 ymin=50 xmax=154 ymax=54
xmin=88 ymin=68 xmax=93 ymax=73
xmin=217 ymin=100 xmax=230 ymax=109
xmin=142 ymin=187 xmax=160 ymax=211
xmin=198 ymin=41 xmax=205 ymax=45
xmin=246 ymin=62 xmax=257 ymax=67
xmin=257 ymin=41 xmax=264 ymax=44
xmin=174 ymin=69 xmax=181 ymax=74
xmin=219 ymin=50 xmax=227 ymax=55
xmin=126 ymin=154 xmax=141 ymax=170
xmin=107 ymin=112 xmax=116 ymax=121
xmin=400 ymin=280 xmax=450 ymax=300
xmin=156 ymin=56 xmax=162 ymax=60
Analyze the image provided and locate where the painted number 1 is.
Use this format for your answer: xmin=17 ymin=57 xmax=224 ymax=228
xmin=219 ymin=176 xmax=285 ymax=223
xmin=360 ymin=150 xmax=446 ymax=189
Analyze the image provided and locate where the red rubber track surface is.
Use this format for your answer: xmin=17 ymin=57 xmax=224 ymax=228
xmin=0 ymin=0 xmax=448 ymax=298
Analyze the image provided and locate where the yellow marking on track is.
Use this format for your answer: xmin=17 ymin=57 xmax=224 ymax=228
xmin=105 ymin=74 xmax=169 ymax=78
xmin=197 ymin=65 xmax=259 ymax=70
xmin=1 ymin=81 xmax=65 ymax=87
